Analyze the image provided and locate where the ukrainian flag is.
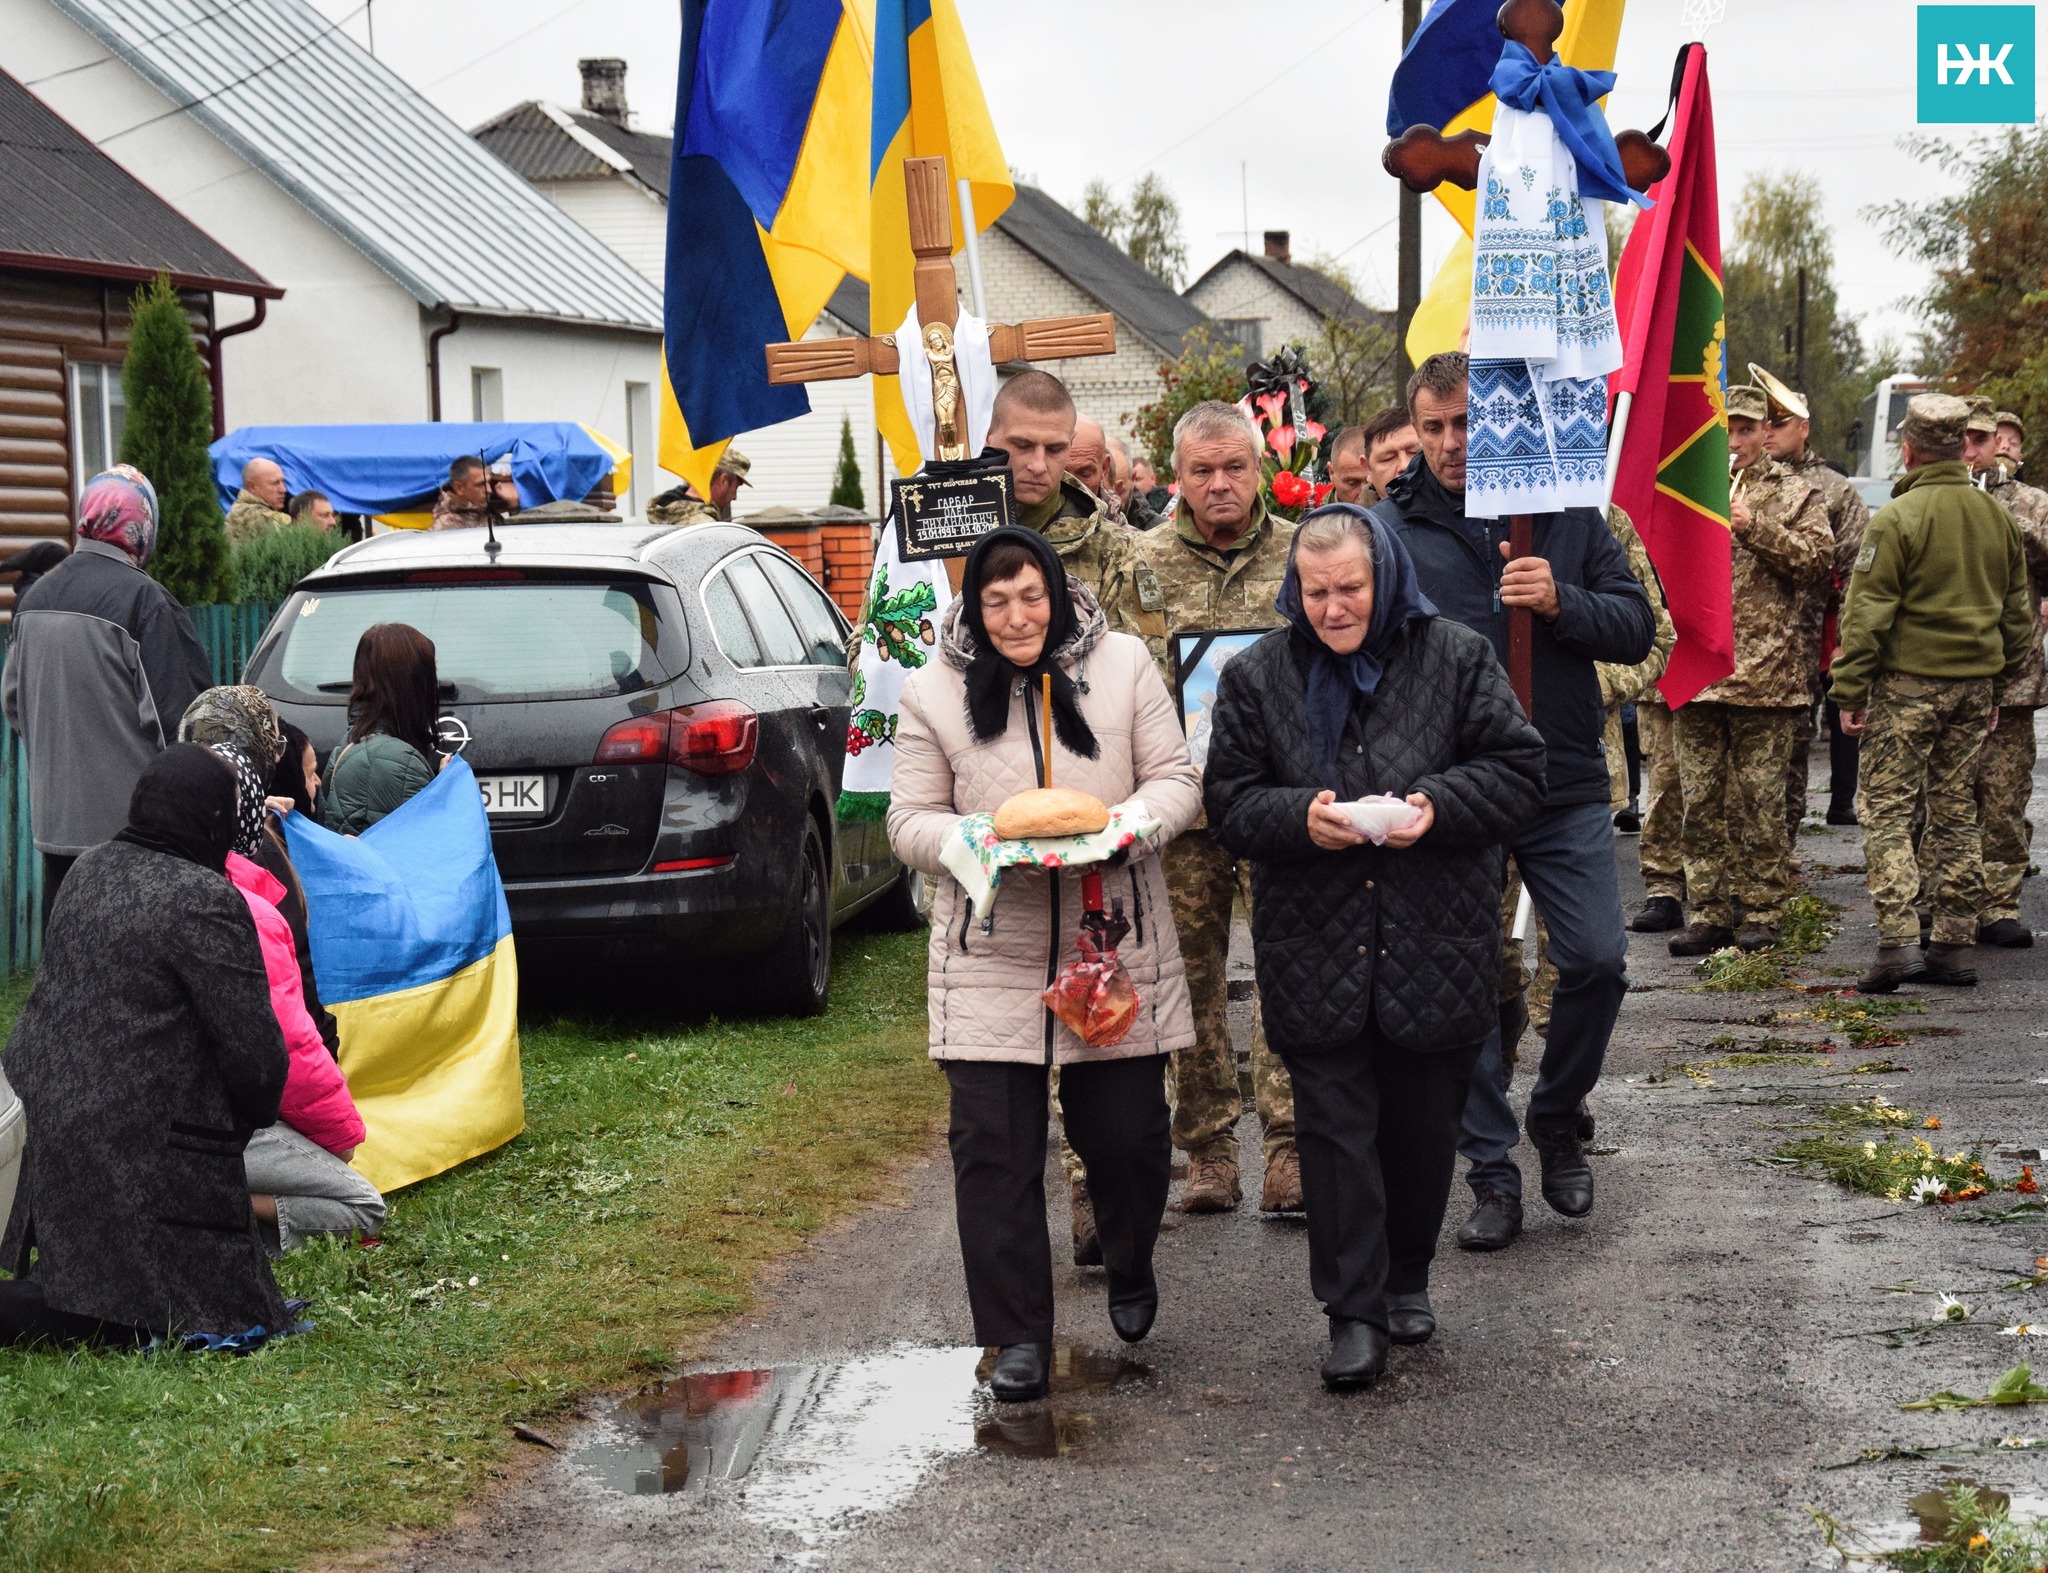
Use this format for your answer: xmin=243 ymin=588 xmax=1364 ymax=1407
xmin=869 ymin=0 xmax=1013 ymax=472
xmin=1389 ymin=0 xmax=1627 ymax=361
xmin=658 ymin=0 xmax=873 ymax=495
xmin=283 ymin=756 xmax=523 ymax=1195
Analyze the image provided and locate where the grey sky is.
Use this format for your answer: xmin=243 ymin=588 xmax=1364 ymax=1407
xmin=315 ymin=0 xmax=2045 ymax=363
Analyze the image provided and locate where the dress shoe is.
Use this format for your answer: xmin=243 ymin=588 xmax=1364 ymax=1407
xmin=1528 ymin=1121 xmax=1594 ymax=1217
xmin=1456 ymin=1187 xmax=1523 ymax=1251
xmin=988 ymin=1342 xmax=1050 ymax=1403
xmin=1069 ymin=1176 xmax=1102 ymax=1268
xmin=1260 ymin=1144 xmax=1304 ymax=1213
xmin=1667 ymin=921 xmax=1734 ymax=957
xmin=1857 ymin=946 xmax=1926 ymax=994
xmin=1980 ymin=917 xmax=2034 ymax=949
xmin=1825 ymin=802 xmax=1859 ymax=826
xmin=1386 ymin=1290 xmax=1436 ymax=1346
xmin=1108 ymin=1283 xmax=1158 ymax=1343
xmin=1734 ymin=921 xmax=1778 ymax=953
xmin=1320 ymin=1318 xmax=1389 ymax=1391
xmin=1180 ymin=1148 xmax=1241 ymax=1213
xmin=1576 ymin=1102 xmax=1596 ymax=1142
xmin=1612 ymin=807 xmax=1642 ymax=834
xmin=1628 ymin=895 xmax=1684 ymax=933
xmin=1922 ymin=942 xmax=1979 ymax=986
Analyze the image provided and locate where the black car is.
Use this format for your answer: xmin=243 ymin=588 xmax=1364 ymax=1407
xmin=245 ymin=521 xmax=920 ymax=1015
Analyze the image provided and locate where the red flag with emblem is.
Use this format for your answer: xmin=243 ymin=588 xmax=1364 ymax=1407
xmin=1611 ymin=42 xmax=1734 ymax=707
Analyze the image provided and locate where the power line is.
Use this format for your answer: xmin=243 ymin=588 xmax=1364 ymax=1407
xmin=99 ymin=2 xmax=370 ymax=145
xmin=1116 ymin=0 xmax=1395 ymax=183
xmin=23 ymin=0 xmax=265 ymax=86
xmin=420 ymin=0 xmax=596 ymax=89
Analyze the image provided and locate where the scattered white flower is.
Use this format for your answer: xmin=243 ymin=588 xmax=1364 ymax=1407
xmin=2003 ymin=1324 xmax=2048 ymax=1337
xmin=1998 ymin=1437 xmax=2040 ymax=1449
xmin=468 ymin=1275 xmax=480 ymax=1287
xmin=1910 ymin=1176 xmax=1948 ymax=1205
xmin=1937 ymin=1293 xmax=1971 ymax=1322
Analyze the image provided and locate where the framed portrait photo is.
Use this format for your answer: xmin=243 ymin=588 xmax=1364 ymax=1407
xmin=1171 ymin=628 xmax=1270 ymax=770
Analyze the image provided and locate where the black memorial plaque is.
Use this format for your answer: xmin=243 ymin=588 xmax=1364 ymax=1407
xmin=892 ymin=467 xmax=1015 ymax=563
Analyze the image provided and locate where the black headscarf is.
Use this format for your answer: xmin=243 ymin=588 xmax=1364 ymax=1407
xmin=1275 ymin=506 xmax=1438 ymax=787
xmin=960 ymin=526 xmax=1099 ymax=760
xmin=114 ymin=744 xmax=238 ymax=872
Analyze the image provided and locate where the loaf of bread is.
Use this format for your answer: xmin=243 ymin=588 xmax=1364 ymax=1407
xmin=993 ymin=786 xmax=1111 ymax=841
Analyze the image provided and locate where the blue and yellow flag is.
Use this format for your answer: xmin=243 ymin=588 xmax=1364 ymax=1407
xmin=1389 ymin=0 xmax=1628 ymax=361
xmin=659 ymin=0 xmax=872 ymax=495
xmin=283 ymin=757 xmax=523 ymax=1194
xmin=869 ymin=0 xmax=1013 ymax=472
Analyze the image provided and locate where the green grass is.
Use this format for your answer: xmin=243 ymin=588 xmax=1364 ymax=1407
xmin=0 ymin=934 xmax=944 ymax=1572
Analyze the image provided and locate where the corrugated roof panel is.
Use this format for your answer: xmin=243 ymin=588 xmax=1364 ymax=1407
xmin=473 ymin=103 xmax=616 ymax=184
xmin=0 ymin=66 xmax=274 ymax=291
xmin=51 ymin=0 xmax=663 ymax=330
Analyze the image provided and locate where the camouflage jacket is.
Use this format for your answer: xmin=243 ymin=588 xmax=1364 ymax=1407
xmin=1988 ymin=472 xmax=2048 ymax=706
xmin=223 ymin=490 xmax=289 ymax=547
xmin=646 ymin=491 xmax=719 ymax=527
xmin=1783 ymin=450 xmax=1871 ymax=699
xmin=1595 ymin=506 xmax=1675 ymax=710
xmin=1018 ymin=477 xmax=1134 ymax=606
xmin=1105 ymin=496 xmax=1294 ymax=694
xmin=1693 ymin=456 xmax=1833 ymax=708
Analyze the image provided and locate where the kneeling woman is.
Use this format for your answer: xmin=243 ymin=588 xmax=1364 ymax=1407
xmin=888 ymin=527 xmax=1200 ymax=1401
xmin=1204 ymin=508 xmax=1545 ymax=1391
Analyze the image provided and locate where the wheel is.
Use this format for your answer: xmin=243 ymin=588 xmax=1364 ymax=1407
xmin=752 ymin=819 xmax=832 ymax=1017
xmin=863 ymin=864 xmax=929 ymax=933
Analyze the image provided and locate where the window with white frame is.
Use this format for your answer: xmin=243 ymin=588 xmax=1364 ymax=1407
xmin=68 ymin=361 xmax=126 ymax=496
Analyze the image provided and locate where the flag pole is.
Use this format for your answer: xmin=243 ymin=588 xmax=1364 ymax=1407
xmin=957 ymin=178 xmax=989 ymax=319
xmin=1602 ymin=391 xmax=1634 ymax=509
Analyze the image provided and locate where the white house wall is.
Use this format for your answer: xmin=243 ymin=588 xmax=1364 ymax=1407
xmin=1184 ymin=260 xmax=1323 ymax=362
xmin=536 ymin=177 xmax=666 ymax=286
xmin=954 ymin=228 xmax=1174 ymax=447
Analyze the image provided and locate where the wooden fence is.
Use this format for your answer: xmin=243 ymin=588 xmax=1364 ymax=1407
xmin=0 ymin=600 xmax=278 ymax=981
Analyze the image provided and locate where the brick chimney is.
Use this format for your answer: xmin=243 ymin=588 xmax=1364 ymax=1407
xmin=579 ymin=58 xmax=629 ymax=125
xmin=1263 ymin=229 xmax=1291 ymax=265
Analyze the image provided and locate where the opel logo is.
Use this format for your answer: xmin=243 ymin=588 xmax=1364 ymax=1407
xmin=435 ymin=714 xmax=471 ymax=753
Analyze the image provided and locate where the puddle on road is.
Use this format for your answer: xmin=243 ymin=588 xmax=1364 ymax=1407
xmin=1848 ymin=1478 xmax=2048 ymax=1554
xmin=573 ymin=1340 xmax=1150 ymax=1547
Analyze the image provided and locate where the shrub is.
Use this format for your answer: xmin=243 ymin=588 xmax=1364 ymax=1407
xmin=120 ymin=273 xmax=230 ymax=605
xmin=231 ymin=522 xmax=345 ymax=603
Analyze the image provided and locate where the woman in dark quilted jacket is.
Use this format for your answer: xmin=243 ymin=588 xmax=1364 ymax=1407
xmin=1203 ymin=507 xmax=1546 ymax=1392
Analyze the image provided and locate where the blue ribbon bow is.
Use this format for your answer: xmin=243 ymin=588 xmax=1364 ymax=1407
xmin=1489 ymin=41 xmax=1652 ymax=209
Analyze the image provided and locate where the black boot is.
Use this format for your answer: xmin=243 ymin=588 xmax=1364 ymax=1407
xmin=988 ymin=1342 xmax=1050 ymax=1403
xmin=1529 ymin=1120 xmax=1594 ymax=1217
xmin=1386 ymin=1290 xmax=1436 ymax=1346
xmin=1628 ymin=895 xmax=1683 ymax=933
xmin=1455 ymin=1187 xmax=1524 ymax=1251
xmin=1321 ymin=1318 xmax=1389 ymax=1391
xmin=1107 ymin=1281 xmax=1157 ymax=1344
xmin=1576 ymin=1102 xmax=1596 ymax=1142
xmin=1980 ymin=918 xmax=2033 ymax=949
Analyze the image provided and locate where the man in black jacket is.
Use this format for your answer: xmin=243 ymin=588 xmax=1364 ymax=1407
xmin=1370 ymin=353 xmax=1655 ymax=1248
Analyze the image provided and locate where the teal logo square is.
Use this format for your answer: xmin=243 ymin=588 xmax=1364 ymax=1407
xmin=1919 ymin=5 xmax=2037 ymax=122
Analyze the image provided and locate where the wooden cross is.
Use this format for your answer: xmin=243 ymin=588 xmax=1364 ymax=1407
xmin=1381 ymin=0 xmax=1671 ymax=717
xmin=764 ymin=154 xmax=1120 ymax=446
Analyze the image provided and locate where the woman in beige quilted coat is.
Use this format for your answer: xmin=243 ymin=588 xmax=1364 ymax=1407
xmin=888 ymin=526 xmax=1200 ymax=1402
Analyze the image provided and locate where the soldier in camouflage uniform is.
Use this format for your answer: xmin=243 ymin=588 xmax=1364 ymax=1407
xmin=1834 ymin=393 xmax=2035 ymax=992
xmin=224 ymin=457 xmax=291 ymax=546
xmin=985 ymin=372 xmax=1135 ymax=604
xmin=647 ymin=449 xmax=753 ymax=527
xmin=1965 ymin=398 xmax=2048 ymax=946
xmin=1759 ymin=373 xmax=1871 ymax=844
xmin=1669 ymin=385 xmax=1834 ymax=956
xmin=1106 ymin=399 xmax=1298 ymax=1216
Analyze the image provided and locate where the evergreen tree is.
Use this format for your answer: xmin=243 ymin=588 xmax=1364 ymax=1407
xmin=120 ymin=273 xmax=229 ymax=605
xmin=829 ymin=413 xmax=865 ymax=511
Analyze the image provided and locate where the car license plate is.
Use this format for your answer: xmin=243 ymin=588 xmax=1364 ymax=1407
xmin=479 ymin=774 xmax=546 ymax=816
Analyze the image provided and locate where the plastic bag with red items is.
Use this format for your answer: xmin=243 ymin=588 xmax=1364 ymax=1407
xmin=1041 ymin=871 xmax=1138 ymax=1049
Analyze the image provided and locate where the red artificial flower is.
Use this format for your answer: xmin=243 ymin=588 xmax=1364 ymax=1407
xmin=1271 ymin=470 xmax=1312 ymax=508
xmin=1312 ymin=482 xmax=1334 ymax=505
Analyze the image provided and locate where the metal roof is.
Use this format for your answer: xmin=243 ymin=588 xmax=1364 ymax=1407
xmin=51 ymin=0 xmax=663 ymax=331
xmin=0 ymin=66 xmax=274 ymax=295
xmin=993 ymin=186 xmax=1212 ymax=359
xmin=473 ymin=100 xmax=673 ymax=199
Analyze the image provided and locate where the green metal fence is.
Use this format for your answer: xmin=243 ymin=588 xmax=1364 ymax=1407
xmin=0 ymin=600 xmax=279 ymax=982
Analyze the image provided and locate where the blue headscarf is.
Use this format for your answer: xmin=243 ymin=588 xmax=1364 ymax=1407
xmin=1489 ymin=41 xmax=1652 ymax=209
xmin=1275 ymin=507 xmax=1437 ymax=789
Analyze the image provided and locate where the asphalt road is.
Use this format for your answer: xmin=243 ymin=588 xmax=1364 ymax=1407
xmin=394 ymin=740 xmax=2048 ymax=1572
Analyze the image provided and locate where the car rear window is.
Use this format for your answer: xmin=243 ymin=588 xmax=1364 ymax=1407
xmin=261 ymin=579 xmax=687 ymax=703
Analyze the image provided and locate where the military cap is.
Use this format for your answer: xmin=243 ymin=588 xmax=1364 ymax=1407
xmin=1998 ymin=410 xmax=2026 ymax=437
xmin=1900 ymin=392 xmax=1973 ymax=449
xmin=1726 ymin=385 xmax=1769 ymax=422
xmin=1965 ymin=395 xmax=2000 ymax=435
xmin=713 ymin=448 xmax=754 ymax=486
xmin=1746 ymin=362 xmax=1808 ymax=422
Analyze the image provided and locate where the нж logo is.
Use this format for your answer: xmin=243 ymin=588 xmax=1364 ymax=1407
xmin=1919 ymin=6 xmax=2037 ymax=122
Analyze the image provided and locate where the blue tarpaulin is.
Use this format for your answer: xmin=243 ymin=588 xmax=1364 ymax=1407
xmin=209 ymin=423 xmax=617 ymax=514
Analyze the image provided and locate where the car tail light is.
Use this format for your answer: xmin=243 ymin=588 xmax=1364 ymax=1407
xmin=593 ymin=702 xmax=759 ymax=776
xmin=652 ymin=855 xmax=735 ymax=873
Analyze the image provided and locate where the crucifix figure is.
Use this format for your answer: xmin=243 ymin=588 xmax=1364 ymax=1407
xmin=765 ymin=155 xmax=1119 ymax=460
xmin=1381 ymin=0 xmax=1671 ymax=715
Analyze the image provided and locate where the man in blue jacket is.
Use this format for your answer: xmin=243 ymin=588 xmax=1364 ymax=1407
xmin=1371 ymin=353 xmax=1655 ymax=1250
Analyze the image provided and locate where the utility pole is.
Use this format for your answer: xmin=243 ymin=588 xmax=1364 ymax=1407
xmin=1395 ymin=0 xmax=1423 ymax=388
xmin=1794 ymin=265 xmax=1808 ymax=393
